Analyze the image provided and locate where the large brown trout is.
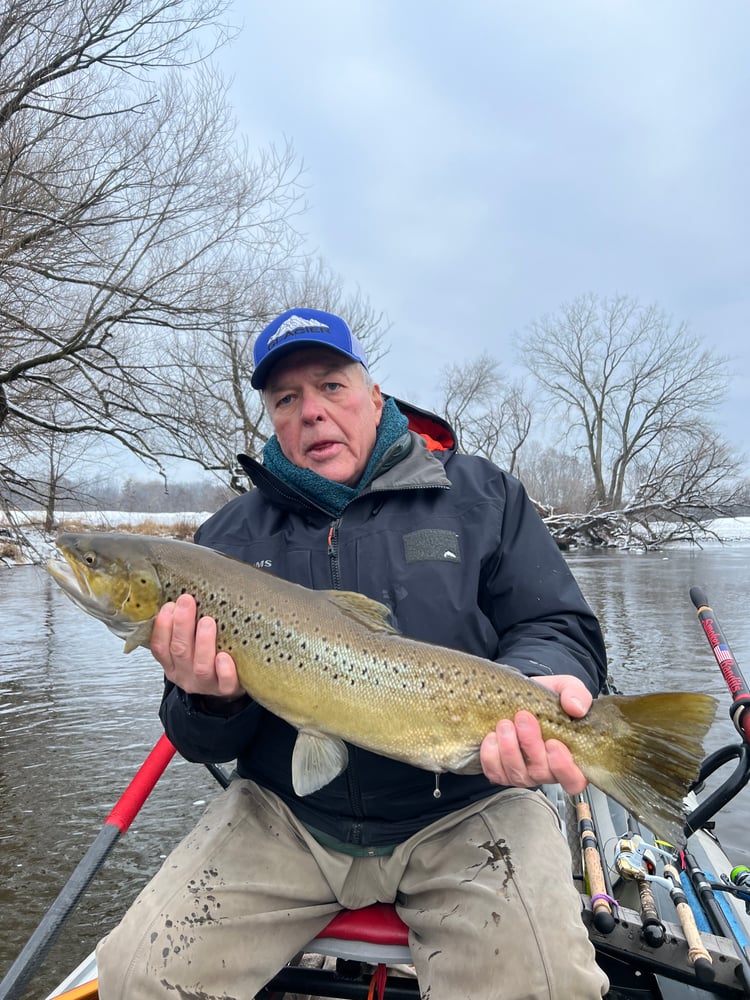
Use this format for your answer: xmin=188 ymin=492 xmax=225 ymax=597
xmin=48 ymin=532 xmax=717 ymax=844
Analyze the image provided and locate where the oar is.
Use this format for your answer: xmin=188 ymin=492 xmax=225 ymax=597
xmin=0 ymin=733 xmax=176 ymax=1000
xmin=690 ymin=586 xmax=750 ymax=741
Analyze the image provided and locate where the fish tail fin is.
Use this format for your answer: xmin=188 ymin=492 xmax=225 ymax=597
xmin=581 ymin=692 xmax=717 ymax=846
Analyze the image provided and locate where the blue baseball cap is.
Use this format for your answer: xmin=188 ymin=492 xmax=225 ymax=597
xmin=251 ymin=308 xmax=369 ymax=389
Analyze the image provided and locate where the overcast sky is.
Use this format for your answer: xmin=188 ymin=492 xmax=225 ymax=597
xmin=219 ymin=1 xmax=748 ymax=459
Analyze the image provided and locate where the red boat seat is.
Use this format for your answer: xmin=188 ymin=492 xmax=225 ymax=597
xmin=318 ymin=903 xmax=410 ymax=945
xmin=311 ymin=902 xmax=412 ymax=965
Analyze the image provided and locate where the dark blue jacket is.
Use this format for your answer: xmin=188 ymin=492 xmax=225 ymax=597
xmin=160 ymin=399 xmax=607 ymax=848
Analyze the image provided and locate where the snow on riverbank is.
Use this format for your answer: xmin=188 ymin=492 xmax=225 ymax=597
xmin=0 ymin=510 xmax=214 ymax=529
xmin=693 ymin=516 xmax=750 ymax=542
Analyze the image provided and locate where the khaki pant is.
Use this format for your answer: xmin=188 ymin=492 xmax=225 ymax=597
xmin=97 ymin=780 xmax=608 ymax=1000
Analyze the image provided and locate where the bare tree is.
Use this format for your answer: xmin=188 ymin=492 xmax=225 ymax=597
xmin=0 ymin=1 xmax=307 ymax=507
xmin=520 ymin=294 xmax=743 ymax=520
xmin=501 ymin=383 xmax=534 ymax=476
xmin=438 ymin=353 xmax=532 ymax=472
xmin=515 ymin=446 xmax=595 ymax=514
xmin=34 ymin=428 xmax=102 ymax=531
xmin=735 ymin=477 xmax=750 ymax=514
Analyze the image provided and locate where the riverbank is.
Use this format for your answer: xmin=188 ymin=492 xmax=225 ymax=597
xmin=2 ymin=510 xmax=750 ymax=567
xmin=0 ymin=511 xmax=213 ymax=566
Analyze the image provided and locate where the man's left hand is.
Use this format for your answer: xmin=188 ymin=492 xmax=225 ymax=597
xmin=479 ymin=674 xmax=591 ymax=795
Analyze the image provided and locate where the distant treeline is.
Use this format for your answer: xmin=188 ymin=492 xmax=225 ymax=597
xmin=5 ymin=476 xmax=235 ymax=515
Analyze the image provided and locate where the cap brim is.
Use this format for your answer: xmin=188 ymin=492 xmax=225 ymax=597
xmin=251 ymin=341 xmax=364 ymax=389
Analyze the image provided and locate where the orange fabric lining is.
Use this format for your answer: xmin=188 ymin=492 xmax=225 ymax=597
xmin=406 ymin=414 xmax=454 ymax=452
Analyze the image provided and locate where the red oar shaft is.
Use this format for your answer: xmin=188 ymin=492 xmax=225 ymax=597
xmin=690 ymin=586 xmax=750 ymax=742
xmin=0 ymin=734 xmax=176 ymax=1000
xmin=105 ymin=732 xmax=176 ymax=832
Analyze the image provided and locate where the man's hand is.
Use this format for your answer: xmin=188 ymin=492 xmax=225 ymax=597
xmin=150 ymin=593 xmax=245 ymax=700
xmin=479 ymin=674 xmax=591 ymax=795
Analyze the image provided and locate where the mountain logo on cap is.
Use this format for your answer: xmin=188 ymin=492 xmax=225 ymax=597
xmin=267 ymin=315 xmax=330 ymax=350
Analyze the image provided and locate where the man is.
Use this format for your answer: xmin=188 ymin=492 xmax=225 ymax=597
xmin=97 ymin=308 xmax=610 ymax=999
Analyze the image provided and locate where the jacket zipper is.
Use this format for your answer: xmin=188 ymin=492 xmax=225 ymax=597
xmin=327 ymin=518 xmax=341 ymax=590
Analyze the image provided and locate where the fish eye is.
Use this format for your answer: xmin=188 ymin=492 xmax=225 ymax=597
xmin=83 ymin=550 xmax=97 ymax=566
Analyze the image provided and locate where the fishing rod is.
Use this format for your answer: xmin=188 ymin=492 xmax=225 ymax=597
xmin=662 ymin=862 xmax=716 ymax=986
xmin=615 ymin=832 xmax=716 ymax=987
xmin=576 ymin=793 xmax=616 ymax=933
xmin=685 ymin=587 xmax=750 ymax=992
xmin=680 ymin=849 xmax=750 ymax=994
xmin=0 ymin=733 xmax=176 ymax=1000
xmin=615 ymin=833 xmax=732 ymax=987
xmin=684 ymin=587 xmax=750 ymax=835
xmin=690 ymin=586 xmax=750 ymax=742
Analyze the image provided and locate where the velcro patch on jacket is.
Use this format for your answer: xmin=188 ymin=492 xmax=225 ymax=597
xmin=403 ymin=529 xmax=461 ymax=563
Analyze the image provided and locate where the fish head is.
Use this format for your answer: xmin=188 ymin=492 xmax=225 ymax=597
xmin=47 ymin=532 xmax=163 ymax=651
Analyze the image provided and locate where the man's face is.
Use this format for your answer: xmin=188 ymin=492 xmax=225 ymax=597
xmin=264 ymin=348 xmax=384 ymax=486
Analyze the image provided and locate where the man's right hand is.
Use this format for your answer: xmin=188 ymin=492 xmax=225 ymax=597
xmin=151 ymin=593 xmax=245 ymax=700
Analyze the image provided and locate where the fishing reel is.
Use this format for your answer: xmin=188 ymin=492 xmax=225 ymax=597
xmin=613 ymin=833 xmax=676 ymax=950
xmin=720 ymin=865 xmax=750 ymax=914
xmin=614 ymin=833 xmax=673 ymax=882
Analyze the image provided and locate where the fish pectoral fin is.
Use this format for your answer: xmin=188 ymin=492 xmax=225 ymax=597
xmin=122 ymin=619 xmax=156 ymax=654
xmin=448 ymin=748 xmax=484 ymax=775
xmin=291 ymin=730 xmax=349 ymax=796
xmin=323 ymin=590 xmax=399 ymax=634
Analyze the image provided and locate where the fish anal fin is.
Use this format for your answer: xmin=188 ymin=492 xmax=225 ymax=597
xmin=323 ymin=591 xmax=399 ymax=634
xmin=292 ymin=730 xmax=349 ymax=796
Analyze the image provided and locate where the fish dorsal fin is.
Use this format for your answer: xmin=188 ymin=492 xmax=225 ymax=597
xmin=292 ymin=730 xmax=350 ymax=796
xmin=322 ymin=590 xmax=399 ymax=634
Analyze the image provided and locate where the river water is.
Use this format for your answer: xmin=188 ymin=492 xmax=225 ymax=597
xmin=1 ymin=544 xmax=749 ymax=998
